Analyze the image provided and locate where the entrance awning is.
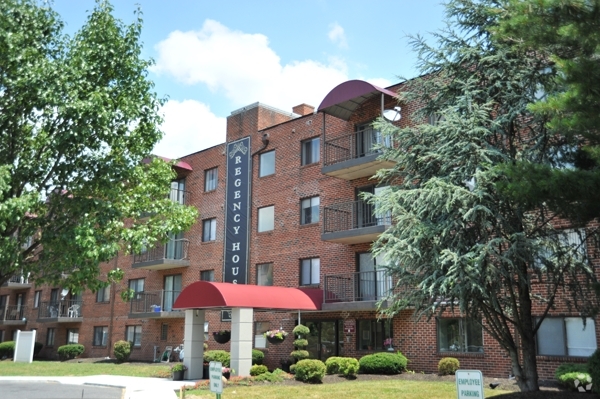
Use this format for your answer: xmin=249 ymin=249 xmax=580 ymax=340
xmin=318 ymin=79 xmax=397 ymax=121
xmin=173 ymin=281 xmax=323 ymax=311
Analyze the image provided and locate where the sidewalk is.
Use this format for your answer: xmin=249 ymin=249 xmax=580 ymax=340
xmin=0 ymin=375 xmax=197 ymax=399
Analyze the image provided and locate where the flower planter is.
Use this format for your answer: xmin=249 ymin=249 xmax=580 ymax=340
xmin=266 ymin=335 xmax=285 ymax=344
xmin=222 ymin=371 xmax=230 ymax=380
xmin=213 ymin=331 xmax=231 ymax=344
xmin=172 ymin=370 xmax=185 ymax=381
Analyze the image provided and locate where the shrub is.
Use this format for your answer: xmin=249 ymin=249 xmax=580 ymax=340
xmin=293 ymin=339 xmax=308 ymax=348
xmin=359 ymin=352 xmax=407 ymax=375
xmin=57 ymin=344 xmax=84 ymax=360
xmin=589 ymin=349 xmax=600 ymax=394
xmin=338 ymin=357 xmax=360 ymax=378
xmin=250 ymin=364 xmax=269 ymax=376
xmin=555 ymin=363 xmax=591 ymax=391
xmin=292 ymin=324 xmax=310 ymax=336
xmin=0 ymin=341 xmax=15 ymax=358
xmin=325 ymin=356 xmax=343 ymax=374
xmin=294 ymin=359 xmax=326 ymax=383
xmin=438 ymin=357 xmax=460 ymax=375
xmin=252 ymin=349 xmax=264 ymax=365
xmin=204 ymin=350 xmax=230 ymax=367
xmin=33 ymin=342 xmax=43 ymax=357
xmin=113 ymin=340 xmax=132 ymax=363
xmin=289 ymin=364 xmax=297 ymax=374
xmin=290 ymin=350 xmax=309 ymax=361
xmin=253 ymin=371 xmax=286 ymax=383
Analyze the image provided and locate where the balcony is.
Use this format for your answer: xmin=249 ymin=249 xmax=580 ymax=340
xmin=322 ymin=128 xmax=395 ymax=180
xmin=2 ymin=274 xmax=32 ymax=290
xmin=128 ymin=290 xmax=184 ymax=319
xmin=37 ymin=300 xmax=83 ymax=323
xmin=140 ymin=187 xmax=190 ymax=218
xmin=0 ymin=305 xmax=27 ymax=325
xmin=323 ymin=270 xmax=393 ymax=311
xmin=132 ymin=239 xmax=190 ymax=270
xmin=321 ymin=200 xmax=391 ymax=244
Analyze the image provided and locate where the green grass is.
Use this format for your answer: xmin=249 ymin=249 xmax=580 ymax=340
xmin=0 ymin=360 xmax=171 ymax=378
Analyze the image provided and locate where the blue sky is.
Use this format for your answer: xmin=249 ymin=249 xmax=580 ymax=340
xmin=51 ymin=0 xmax=447 ymax=158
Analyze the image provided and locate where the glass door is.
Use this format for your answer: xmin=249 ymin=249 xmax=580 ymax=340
xmin=358 ymin=253 xmax=376 ymax=301
xmin=163 ymin=274 xmax=182 ymax=311
xmin=304 ymin=321 xmax=344 ymax=361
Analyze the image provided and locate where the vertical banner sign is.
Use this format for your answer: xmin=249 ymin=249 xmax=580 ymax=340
xmin=224 ymin=136 xmax=251 ymax=284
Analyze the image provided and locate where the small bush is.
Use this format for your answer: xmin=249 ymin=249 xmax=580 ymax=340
xmin=0 ymin=341 xmax=15 ymax=358
xmin=57 ymin=344 xmax=84 ymax=360
xmin=113 ymin=340 xmax=132 ymax=363
xmin=359 ymin=352 xmax=407 ymax=375
xmin=290 ymin=350 xmax=309 ymax=361
xmin=438 ymin=357 xmax=460 ymax=375
xmin=289 ymin=364 xmax=297 ymax=374
xmin=250 ymin=364 xmax=268 ymax=376
xmin=589 ymin=349 xmax=600 ymax=394
xmin=325 ymin=356 xmax=343 ymax=374
xmin=204 ymin=350 xmax=230 ymax=367
xmin=555 ymin=363 xmax=591 ymax=391
xmin=293 ymin=339 xmax=308 ymax=348
xmin=338 ymin=357 xmax=360 ymax=378
xmin=33 ymin=342 xmax=43 ymax=357
xmin=294 ymin=359 xmax=326 ymax=383
xmin=292 ymin=324 xmax=310 ymax=336
xmin=252 ymin=349 xmax=264 ymax=365
xmin=253 ymin=370 xmax=286 ymax=383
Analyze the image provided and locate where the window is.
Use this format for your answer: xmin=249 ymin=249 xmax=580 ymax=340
xmin=258 ymin=206 xmax=274 ymax=232
xmin=200 ymin=270 xmax=214 ymax=281
xmin=126 ymin=325 xmax=142 ymax=347
xmin=50 ymin=288 xmax=59 ymax=304
xmin=203 ymin=218 xmax=217 ymax=242
xmin=300 ymin=258 xmax=320 ymax=286
xmin=67 ymin=328 xmax=79 ymax=344
xmin=428 ymin=113 xmax=445 ymax=125
xmin=300 ymin=196 xmax=319 ymax=225
xmin=163 ymin=274 xmax=182 ymax=312
xmin=161 ymin=324 xmax=168 ymax=341
xmin=93 ymin=326 xmax=108 ymax=346
xmin=301 ymin=137 xmax=320 ymax=165
xmin=259 ymin=150 xmax=275 ymax=177
xmin=438 ymin=318 xmax=483 ymax=353
xmin=96 ymin=285 xmax=110 ymax=303
xmin=129 ymin=279 xmax=144 ymax=300
xmin=254 ymin=321 xmax=268 ymax=348
xmin=170 ymin=179 xmax=186 ymax=204
xmin=46 ymin=328 xmax=55 ymax=347
xmin=537 ymin=317 xmax=597 ymax=357
xmin=257 ymin=263 xmax=273 ymax=286
xmin=536 ymin=229 xmax=587 ymax=269
xmin=357 ymin=319 xmax=393 ymax=351
xmin=204 ymin=167 xmax=218 ymax=192
xmin=33 ymin=291 xmax=41 ymax=308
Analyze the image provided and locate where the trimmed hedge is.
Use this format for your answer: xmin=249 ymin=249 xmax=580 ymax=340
xmin=325 ymin=356 xmax=359 ymax=377
xmin=57 ymin=344 xmax=84 ymax=360
xmin=555 ymin=363 xmax=591 ymax=391
xmin=325 ymin=356 xmax=344 ymax=374
xmin=359 ymin=352 xmax=407 ymax=375
xmin=589 ymin=349 xmax=600 ymax=394
xmin=204 ymin=350 xmax=230 ymax=367
xmin=250 ymin=364 xmax=268 ymax=376
xmin=114 ymin=340 xmax=132 ymax=363
xmin=252 ymin=349 xmax=264 ymax=365
xmin=438 ymin=357 xmax=460 ymax=375
xmin=294 ymin=359 xmax=326 ymax=383
xmin=0 ymin=341 xmax=15 ymax=358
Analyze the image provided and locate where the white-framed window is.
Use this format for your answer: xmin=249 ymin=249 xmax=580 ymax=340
xmin=96 ymin=285 xmax=110 ymax=303
xmin=67 ymin=328 xmax=79 ymax=344
xmin=200 ymin=270 xmax=214 ymax=281
xmin=202 ymin=218 xmax=217 ymax=242
xmin=170 ymin=179 xmax=186 ymax=204
xmin=129 ymin=279 xmax=144 ymax=293
xmin=46 ymin=328 xmax=55 ymax=347
xmin=301 ymin=137 xmax=320 ymax=165
xmin=301 ymin=196 xmax=319 ymax=225
xmin=257 ymin=263 xmax=273 ymax=286
xmin=34 ymin=290 xmax=41 ymax=308
xmin=537 ymin=317 xmax=597 ymax=357
xmin=259 ymin=150 xmax=275 ymax=177
xmin=93 ymin=326 xmax=108 ymax=346
xmin=126 ymin=325 xmax=142 ymax=347
xmin=437 ymin=318 xmax=484 ymax=353
xmin=300 ymin=258 xmax=320 ymax=286
xmin=258 ymin=206 xmax=274 ymax=232
xmin=204 ymin=167 xmax=218 ymax=192
xmin=536 ymin=229 xmax=587 ymax=269
xmin=254 ymin=321 xmax=268 ymax=348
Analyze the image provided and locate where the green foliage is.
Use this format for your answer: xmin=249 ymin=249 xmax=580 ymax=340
xmin=358 ymin=352 xmax=407 ymax=375
xmin=0 ymin=341 xmax=15 ymax=358
xmin=113 ymin=340 xmax=132 ymax=363
xmin=289 ymin=364 xmax=296 ymax=374
xmin=250 ymin=364 xmax=268 ymax=376
xmin=438 ymin=357 xmax=460 ymax=375
xmin=554 ymin=363 xmax=591 ymax=391
xmin=253 ymin=370 xmax=286 ymax=383
xmin=337 ymin=357 xmax=360 ymax=378
xmin=294 ymin=359 xmax=326 ymax=383
xmin=252 ymin=349 xmax=264 ymax=365
xmin=293 ymin=339 xmax=308 ymax=348
xmin=292 ymin=324 xmax=310 ymax=336
xmin=325 ymin=356 xmax=343 ymax=374
xmin=588 ymin=349 xmax=600 ymax=394
xmin=290 ymin=350 xmax=309 ymax=361
xmin=170 ymin=363 xmax=187 ymax=372
xmin=57 ymin=344 xmax=84 ymax=360
xmin=203 ymin=350 xmax=230 ymax=367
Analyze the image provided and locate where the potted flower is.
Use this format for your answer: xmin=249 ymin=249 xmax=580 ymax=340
xmin=171 ymin=363 xmax=188 ymax=381
xmin=384 ymin=337 xmax=394 ymax=351
xmin=263 ymin=328 xmax=288 ymax=344
xmin=221 ymin=366 xmax=235 ymax=380
xmin=212 ymin=330 xmax=231 ymax=344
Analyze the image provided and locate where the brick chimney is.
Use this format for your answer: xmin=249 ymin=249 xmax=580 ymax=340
xmin=292 ymin=104 xmax=315 ymax=116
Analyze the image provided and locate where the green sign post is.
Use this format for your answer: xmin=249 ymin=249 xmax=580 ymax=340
xmin=209 ymin=361 xmax=223 ymax=398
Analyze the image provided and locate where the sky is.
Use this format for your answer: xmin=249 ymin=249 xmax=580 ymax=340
xmin=51 ymin=0 xmax=448 ymax=159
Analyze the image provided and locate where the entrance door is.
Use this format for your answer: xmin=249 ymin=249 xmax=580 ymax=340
xmin=304 ymin=321 xmax=343 ymax=361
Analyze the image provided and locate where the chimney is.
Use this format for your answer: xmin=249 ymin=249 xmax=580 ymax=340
xmin=292 ymin=104 xmax=315 ymax=116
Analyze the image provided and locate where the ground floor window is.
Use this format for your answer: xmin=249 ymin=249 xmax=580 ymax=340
xmin=537 ymin=317 xmax=597 ymax=357
xmin=126 ymin=325 xmax=142 ymax=347
xmin=0 ymin=330 xmax=4 ymax=342
xmin=93 ymin=326 xmax=108 ymax=347
xmin=438 ymin=318 xmax=483 ymax=353
xmin=46 ymin=328 xmax=55 ymax=347
xmin=67 ymin=328 xmax=79 ymax=344
xmin=357 ymin=319 xmax=393 ymax=351
xmin=254 ymin=321 xmax=268 ymax=348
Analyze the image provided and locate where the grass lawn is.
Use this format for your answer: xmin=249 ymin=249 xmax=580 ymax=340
xmin=0 ymin=360 xmax=171 ymax=378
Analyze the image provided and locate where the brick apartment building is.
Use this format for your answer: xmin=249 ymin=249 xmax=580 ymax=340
xmin=1 ymin=79 xmax=598 ymax=379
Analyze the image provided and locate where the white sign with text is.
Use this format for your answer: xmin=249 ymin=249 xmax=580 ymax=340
xmin=456 ymin=369 xmax=484 ymax=399
xmin=209 ymin=361 xmax=223 ymax=394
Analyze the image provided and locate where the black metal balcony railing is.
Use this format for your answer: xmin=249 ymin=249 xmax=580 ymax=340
xmin=0 ymin=305 xmax=26 ymax=321
xmin=129 ymin=290 xmax=181 ymax=313
xmin=133 ymin=239 xmax=189 ymax=264
xmin=169 ymin=187 xmax=189 ymax=205
xmin=322 ymin=200 xmax=392 ymax=234
xmin=8 ymin=274 xmax=30 ymax=284
xmin=324 ymin=270 xmax=393 ymax=303
xmin=323 ymin=127 xmax=391 ymax=166
xmin=38 ymin=300 xmax=83 ymax=319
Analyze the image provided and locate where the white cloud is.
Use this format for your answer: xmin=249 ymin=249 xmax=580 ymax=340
xmin=328 ymin=22 xmax=348 ymax=49
xmin=152 ymin=20 xmax=349 ymax=112
xmin=366 ymin=77 xmax=394 ymax=90
xmin=153 ymin=99 xmax=226 ymax=159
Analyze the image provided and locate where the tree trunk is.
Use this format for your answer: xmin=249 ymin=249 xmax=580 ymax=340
xmin=516 ymin=334 xmax=540 ymax=392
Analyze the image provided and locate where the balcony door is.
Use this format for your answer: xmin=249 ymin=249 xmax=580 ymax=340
xmin=165 ymin=232 xmax=184 ymax=260
xmin=170 ymin=179 xmax=186 ymax=204
xmin=163 ymin=274 xmax=182 ymax=312
xmin=358 ymin=253 xmax=392 ymax=301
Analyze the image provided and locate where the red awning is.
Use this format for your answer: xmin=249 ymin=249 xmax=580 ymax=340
xmin=173 ymin=281 xmax=323 ymax=311
xmin=318 ymin=79 xmax=397 ymax=121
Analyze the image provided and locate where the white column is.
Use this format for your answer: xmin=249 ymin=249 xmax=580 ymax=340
xmin=230 ymin=307 xmax=253 ymax=377
xmin=184 ymin=309 xmax=205 ymax=380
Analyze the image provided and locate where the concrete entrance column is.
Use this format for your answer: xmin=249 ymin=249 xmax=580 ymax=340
xmin=184 ymin=309 xmax=205 ymax=380
xmin=230 ymin=307 xmax=253 ymax=377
